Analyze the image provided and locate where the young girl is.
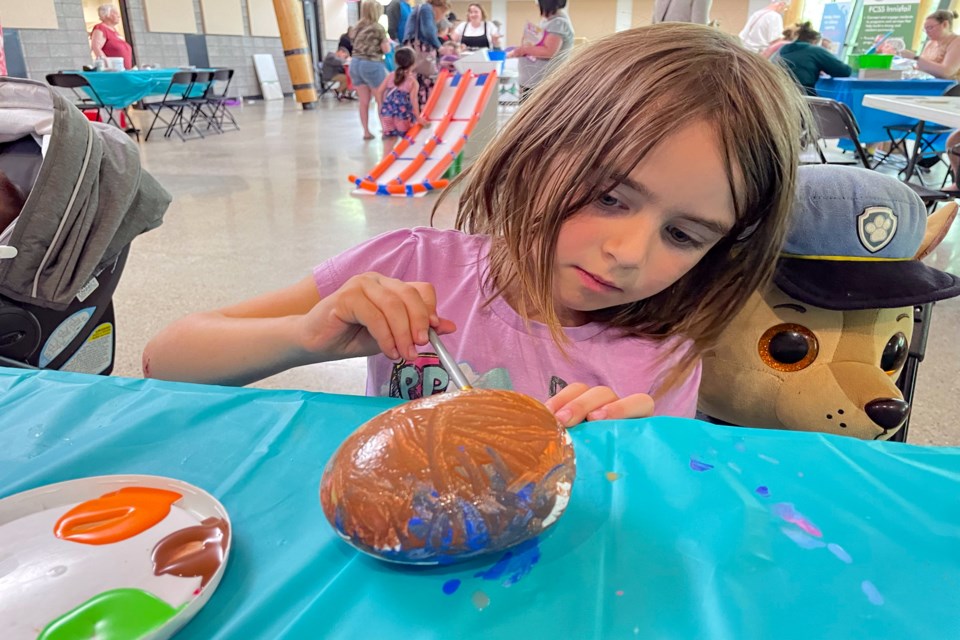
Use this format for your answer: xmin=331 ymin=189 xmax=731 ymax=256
xmin=379 ymin=47 xmax=428 ymax=138
xmin=143 ymin=24 xmax=807 ymax=427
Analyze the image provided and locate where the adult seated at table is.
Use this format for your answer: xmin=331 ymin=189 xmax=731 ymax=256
xmin=775 ymin=22 xmax=851 ymax=96
xmin=899 ymin=10 xmax=960 ymax=80
xmin=90 ymin=4 xmax=132 ymax=70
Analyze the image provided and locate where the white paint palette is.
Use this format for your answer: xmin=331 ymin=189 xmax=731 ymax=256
xmin=0 ymin=475 xmax=231 ymax=640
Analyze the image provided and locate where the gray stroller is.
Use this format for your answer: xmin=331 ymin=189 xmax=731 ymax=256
xmin=0 ymin=77 xmax=170 ymax=373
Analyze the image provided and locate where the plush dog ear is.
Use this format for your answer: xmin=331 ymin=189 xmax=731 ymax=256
xmin=916 ymin=202 xmax=957 ymax=260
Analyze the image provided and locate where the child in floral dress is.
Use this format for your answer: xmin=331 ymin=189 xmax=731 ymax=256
xmin=379 ymin=47 xmax=429 ymax=138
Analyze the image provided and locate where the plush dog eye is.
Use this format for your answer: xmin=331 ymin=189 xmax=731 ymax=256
xmin=758 ymin=323 xmax=819 ymax=372
xmin=881 ymin=332 xmax=909 ymax=375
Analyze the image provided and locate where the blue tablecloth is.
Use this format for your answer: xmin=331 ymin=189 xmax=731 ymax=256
xmin=70 ymin=69 xmax=211 ymax=109
xmin=816 ymin=77 xmax=956 ymax=148
xmin=2 ymin=368 xmax=959 ymax=638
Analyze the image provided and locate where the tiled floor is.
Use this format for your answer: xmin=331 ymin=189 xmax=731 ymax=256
xmin=114 ymin=98 xmax=960 ymax=445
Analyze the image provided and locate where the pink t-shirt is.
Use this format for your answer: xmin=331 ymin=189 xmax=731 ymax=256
xmin=312 ymin=227 xmax=700 ymax=417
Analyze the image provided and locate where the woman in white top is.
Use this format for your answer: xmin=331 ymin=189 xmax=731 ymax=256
xmin=453 ymin=4 xmax=501 ymax=50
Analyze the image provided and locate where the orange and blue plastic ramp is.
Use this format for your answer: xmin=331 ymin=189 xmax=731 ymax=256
xmin=348 ymin=69 xmax=498 ymax=197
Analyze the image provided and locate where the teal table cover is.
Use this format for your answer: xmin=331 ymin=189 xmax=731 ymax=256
xmin=1 ymin=368 xmax=958 ymax=639
xmin=71 ymin=69 xmax=211 ymax=108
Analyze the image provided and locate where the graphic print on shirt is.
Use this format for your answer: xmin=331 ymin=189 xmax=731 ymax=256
xmin=385 ymin=353 xmax=514 ymax=400
xmin=549 ymin=376 xmax=568 ymax=397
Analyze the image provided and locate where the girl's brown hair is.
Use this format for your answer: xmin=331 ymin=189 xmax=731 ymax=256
xmin=393 ymin=46 xmax=416 ymax=86
xmin=436 ymin=24 xmax=809 ymax=394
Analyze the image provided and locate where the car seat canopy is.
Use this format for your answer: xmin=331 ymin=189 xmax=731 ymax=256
xmin=0 ymin=78 xmax=171 ymax=310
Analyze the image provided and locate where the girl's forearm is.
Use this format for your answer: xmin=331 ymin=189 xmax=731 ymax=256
xmin=142 ymin=313 xmax=320 ymax=387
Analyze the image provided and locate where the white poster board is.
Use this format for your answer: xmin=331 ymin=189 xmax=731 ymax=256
xmin=253 ymin=53 xmax=284 ymax=100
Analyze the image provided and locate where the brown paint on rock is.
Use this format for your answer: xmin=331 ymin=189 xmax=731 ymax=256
xmin=151 ymin=517 xmax=229 ymax=587
xmin=320 ymin=389 xmax=576 ymax=563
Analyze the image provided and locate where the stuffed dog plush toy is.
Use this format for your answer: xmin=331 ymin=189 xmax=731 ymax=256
xmin=699 ymin=165 xmax=960 ymax=440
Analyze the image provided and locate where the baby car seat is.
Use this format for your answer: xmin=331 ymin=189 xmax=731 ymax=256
xmin=0 ymin=77 xmax=170 ymax=374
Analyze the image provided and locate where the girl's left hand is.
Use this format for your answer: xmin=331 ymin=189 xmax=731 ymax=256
xmin=543 ymin=383 xmax=655 ymax=428
xmin=507 ymin=46 xmax=522 ymax=58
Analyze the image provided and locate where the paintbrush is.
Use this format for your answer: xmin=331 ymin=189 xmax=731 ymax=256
xmin=427 ymin=328 xmax=472 ymax=390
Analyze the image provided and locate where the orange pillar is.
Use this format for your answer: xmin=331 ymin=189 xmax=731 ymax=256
xmin=273 ymin=0 xmax=319 ymax=109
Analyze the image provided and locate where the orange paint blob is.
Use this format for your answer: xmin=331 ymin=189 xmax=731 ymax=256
xmin=54 ymin=487 xmax=182 ymax=545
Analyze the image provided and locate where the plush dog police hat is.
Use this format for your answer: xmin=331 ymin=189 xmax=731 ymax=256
xmin=774 ymin=165 xmax=960 ymax=310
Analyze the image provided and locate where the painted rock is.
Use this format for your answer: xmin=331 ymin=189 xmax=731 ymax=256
xmin=320 ymin=389 xmax=576 ymax=564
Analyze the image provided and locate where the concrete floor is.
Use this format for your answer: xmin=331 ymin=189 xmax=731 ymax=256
xmin=115 ymin=97 xmax=960 ymax=446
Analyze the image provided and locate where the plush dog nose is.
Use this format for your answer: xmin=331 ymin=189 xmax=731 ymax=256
xmin=865 ymin=399 xmax=910 ymax=430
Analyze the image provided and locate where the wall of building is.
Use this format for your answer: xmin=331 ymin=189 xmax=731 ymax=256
xmin=6 ymin=0 xmax=293 ymax=98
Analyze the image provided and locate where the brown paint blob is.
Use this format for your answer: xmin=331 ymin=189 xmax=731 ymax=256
xmin=320 ymin=389 xmax=576 ymax=564
xmin=54 ymin=487 xmax=182 ymax=545
xmin=151 ymin=517 xmax=229 ymax=587
xmin=472 ymin=590 xmax=491 ymax=611
xmin=605 ymin=472 xmax=620 ymax=482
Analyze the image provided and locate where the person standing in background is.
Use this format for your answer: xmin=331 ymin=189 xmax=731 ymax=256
xmin=739 ymin=1 xmax=790 ymax=53
xmin=508 ymin=0 xmax=575 ymax=100
xmin=385 ymin=0 xmax=412 ymax=42
xmin=652 ymin=0 xmax=712 ymax=25
xmin=90 ymin=4 xmax=133 ymax=69
xmin=453 ymin=4 xmax=502 ymax=51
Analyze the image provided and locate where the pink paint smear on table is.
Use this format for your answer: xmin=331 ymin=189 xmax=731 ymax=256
xmin=771 ymin=502 xmax=822 ymax=538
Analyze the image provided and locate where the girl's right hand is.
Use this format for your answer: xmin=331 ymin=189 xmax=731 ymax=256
xmin=418 ymin=115 xmax=430 ymax=127
xmin=299 ymin=273 xmax=456 ymax=361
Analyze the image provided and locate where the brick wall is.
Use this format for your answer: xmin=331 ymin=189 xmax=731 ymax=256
xmin=15 ymin=0 xmax=92 ymax=83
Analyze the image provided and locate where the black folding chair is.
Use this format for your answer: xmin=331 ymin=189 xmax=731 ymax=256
xmin=143 ymin=71 xmax=199 ymax=142
xmin=887 ymin=302 xmax=934 ymax=442
xmin=45 ymin=73 xmax=121 ymax=128
xmin=804 ymin=96 xmax=952 ymax=211
xmin=199 ymin=69 xmax=239 ymax=133
xmin=180 ymin=71 xmax=217 ymax=138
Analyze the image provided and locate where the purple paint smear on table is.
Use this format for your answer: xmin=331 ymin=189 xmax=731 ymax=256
xmin=862 ymin=580 xmax=884 ymax=605
xmin=755 ymin=486 xmax=770 ymax=497
xmin=828 ymin=543 xmax=852 ymax=564
xmin=689 ymin=458 xmax=714 ymax=472
xmin=442 ymin=579 xmax=461 ymax=595
xmin=474 ymin=538 xmax=540 ymax=587
xmin=772 ymin=502 xmax=823 ymax=537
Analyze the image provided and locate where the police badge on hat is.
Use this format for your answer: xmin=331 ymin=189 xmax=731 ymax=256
xmin=857 ymin=206 xmax=897 ymax=253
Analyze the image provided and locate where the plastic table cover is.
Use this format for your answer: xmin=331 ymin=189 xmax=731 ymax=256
xmin=1 ymin=368 xmax=958 ymax=639
xmin=815 ymin=76 xmax=954 ymax=148
xmin=71 ymin=69 xmax=211 ymax=108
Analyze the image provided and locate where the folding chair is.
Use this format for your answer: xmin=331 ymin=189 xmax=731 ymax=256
xmin=45 ymin=73 xmax=120 ymax=128
xmin=881 ymin=84 xmax=960 ymax=184
xmin=804 ymin=96 xmax=952 ymax=211
xmin=888 ymin=302 xmax=934 ymax=442
xmin=143 ymin=71 xmax=198 ymax=142
xmin=199 ymin=69 xmax=239 ymax=132
xmin=180 ymin=71 xmax=218 ymax=138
